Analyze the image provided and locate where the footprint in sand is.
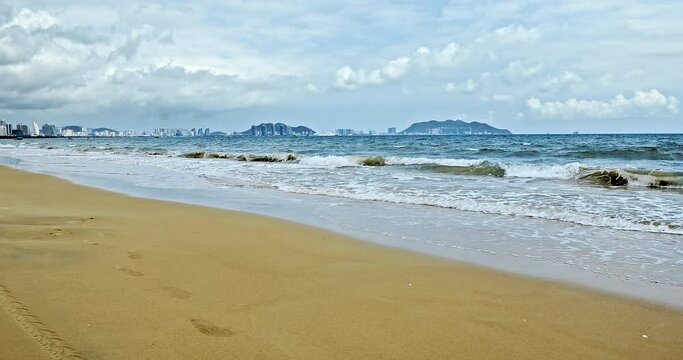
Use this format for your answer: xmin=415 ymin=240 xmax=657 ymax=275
xmin=127 ymin=251 xmax=144 ymax=260
xmin=191 ymin=319 xmax=233 ymax=337
xmin=50 ymin=228 xmax=64 ymax=236
xmin=162 ymin=286 xmax=192 ymax=300
xmin=114 ymin=265 xmax=144 ymax=276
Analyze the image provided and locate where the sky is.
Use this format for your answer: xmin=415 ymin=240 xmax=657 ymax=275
xmin=0 ymin=0 xmax=682 ymax=134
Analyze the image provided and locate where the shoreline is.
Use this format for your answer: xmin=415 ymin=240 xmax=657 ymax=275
xmin=2 ymin=152 xmax=682 ymax=308
xmin=1 ymin=164 xmax=682 ymax=359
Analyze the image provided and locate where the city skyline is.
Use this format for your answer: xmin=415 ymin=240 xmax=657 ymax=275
xmin=0 ymin=1 xmax=682 ymax=134
xmin=0 ymin=118 xmax=414 ymax=137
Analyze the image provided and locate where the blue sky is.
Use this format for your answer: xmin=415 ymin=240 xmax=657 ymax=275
xmin=0 ymin=0 xmax=681 ymax=133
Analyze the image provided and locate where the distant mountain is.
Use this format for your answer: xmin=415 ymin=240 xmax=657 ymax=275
xmin=61 ymin=125 xmax=84 ymax=132
xmin=400 ymin=119 xmax=511 ymax=135
xmin=239 ymin=123 xmax=316 ymax=136
xmin=91 ymin=127 xmax=118 ymax=132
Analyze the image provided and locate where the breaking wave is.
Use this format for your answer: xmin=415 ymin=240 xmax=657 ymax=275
xmin=177 ymin=151 xmax=682 ymax=189
xmin=180 ymin=151 xmax=298 ymax=162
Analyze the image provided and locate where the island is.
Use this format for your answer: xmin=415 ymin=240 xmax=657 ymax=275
xmin=400 ymin=119 xmax=511 ymax=135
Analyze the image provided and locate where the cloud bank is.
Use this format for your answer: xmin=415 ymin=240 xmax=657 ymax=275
xmin=527 ymin=90 xmax=679 ymax=119
xmin=335 ymin=43 xmax=463 ymax=89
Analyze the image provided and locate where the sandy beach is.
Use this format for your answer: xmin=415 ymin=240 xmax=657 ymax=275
xmin=0 ymin=164 xmax=681 ymax=359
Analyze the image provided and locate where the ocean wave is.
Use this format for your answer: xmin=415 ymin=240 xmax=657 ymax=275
xmin=430 ymin=162 xmax=505 ymax=177
xmin=563 ymin=148 xmax=683 ymax=160
xmin=503 ymin=162 xmax=583 ymax=179
xmin=180 ymin=151 xmax=298 ymax=162
xmin=176 ymin=151 xmax=683 ymax=189
xmin=579 ymin=169 xmax=683 ymax=188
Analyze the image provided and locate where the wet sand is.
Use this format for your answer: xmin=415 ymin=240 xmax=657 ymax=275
xmin=0 ymin=165 xmax=682 ymax=359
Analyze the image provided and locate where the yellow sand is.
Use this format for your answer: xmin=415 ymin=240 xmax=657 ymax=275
xmin=0 ymin=165 xmax=681 ymax=360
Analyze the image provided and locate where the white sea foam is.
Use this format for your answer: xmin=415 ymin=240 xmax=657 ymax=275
xmin=503 ymin=162 xmax=582 ymax=179
xmin=384 ymin=156 xmax=484 ymax=167
xmin=298 ymin=155 xmax=361 ymax=167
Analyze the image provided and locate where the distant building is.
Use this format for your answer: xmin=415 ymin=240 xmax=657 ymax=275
xmin=197 ymin=128 xmax=204 ymax=136
xmin=41 ymin=124 xmax=58 ymax=137
xmin=16 ymin=124 xmax=31 ymax=136
xmin=250 ymin=123 xmax=289 ymax=136
xmin=204 ymin=128 xmax=210 ymax=136
xmin=240 ymin=123 xmax=314 ymax=136
xmin=387 ymin=127 xmax=397 ymax=135
xmin=335 ymin=129 xmax=353 ymax=136
xmin=31 ymin=121 xmax=40 ymax=136
xmin=0 ymin=120 xmax=11 ymax=136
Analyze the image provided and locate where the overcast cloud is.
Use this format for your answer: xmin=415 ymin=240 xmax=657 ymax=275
xmin=0 ymin=0 xmax=681 ymax=133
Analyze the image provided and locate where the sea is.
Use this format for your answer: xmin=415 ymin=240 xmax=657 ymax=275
xmin=1 ymin=133 xmax=682 ymax=306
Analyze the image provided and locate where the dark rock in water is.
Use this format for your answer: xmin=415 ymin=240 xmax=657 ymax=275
xmin=656 ymin=180 xmax=670 ymax=187
xmin=400 ymin=119 xmax=511 ymax=135
xmin=250 ymin=155 xmax=281 ymax=162
xmin=360 ymin=156 xmax=386 ymax=166
xmin=431 ymin=163 xmax=506 ymax=177
xmin=582 ymin=170 xmax=628 ymax=186
xmin=181 ymin=151 xmax=206 ymax=158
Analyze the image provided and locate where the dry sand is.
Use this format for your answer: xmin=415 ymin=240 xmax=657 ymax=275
xmin=0 ymin=165 xmax=682 ymax=359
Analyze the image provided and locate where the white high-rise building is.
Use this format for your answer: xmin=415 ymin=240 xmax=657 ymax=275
xmin=0 ymin=120 xmax=11 ymax=136
xmin=32 ymin=121 xmax=40 ymax=136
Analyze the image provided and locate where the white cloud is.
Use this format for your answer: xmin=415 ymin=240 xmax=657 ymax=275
xmin=2 ymin=8 xmax=60 ymax=32
xmin=414 ymin=42 xmax=463 ymax=69
xmin=493 ymin=24 xmax=541 ymax=43
xmin=444 ymin=78 xmax=476 ymax=94
xmin=382 ymin=56 xmax=412 ymax=79
xmin=0 ymin=7 xmax=298 ymax=114
xmin=335 ymin=56 xmax=411 ymax=89
xmin=527 ymin=89 xmax=679 ymax=119
xmin=0 ymin=9 xmax=64 ymax=65
xmin=491 ymin=94 xmax=513 ymax=102
xmin=501 ymin=60 xmax=543 ymax=82
xmin=336 ymin=42 xmax=463 ymax=89
xmin=543 ymin=71 xmax=581 ymax=91
xmin=110 ymin=25 xmax=159 ymax=61
xmin=103 ymin=64 xmax=288 ymax=111
xmin=305 ymin=83 xmax=319 ymax=93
